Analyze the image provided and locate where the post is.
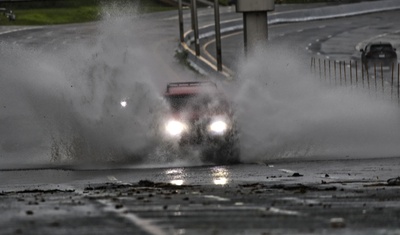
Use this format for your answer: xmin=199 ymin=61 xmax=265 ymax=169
xmin=355 ymin=61 xmax=358 ymax=85
xmin=339 ymin=61 xmax=342 ymax=85
xmin=319 ymin=58 xmax=321 ymax=80
xmin=362 ymin=62 xmax=365 ymax=87
xmin=334 ymin=61 xmax=337 ymax=84
xmin=191 ymin=0 xmax=200 ymax=56
xmin=350 ymin=60 xmax=353 ymax=86
xmin=381 ymin=63 xmax=384 ymax=93
xmin=178 ymin=0 xmax=184 ymax=43
xmin=314 ymin=58 xmax=317 ymax=75
xmin=343 ymin=61 xmax=346 ymax=85
xmin=392 ymin=62 xmax=395 ymax=88
xmin=324 ymin=59 xmax=326 ymax=80
xmin=236 ymin=0 xmax=275 ymax=54
xmin=374 ymin=63 xmax=377 ymax=91
xmin=329 ymin=60 xmax=331 ymax=81
xmin=214 ymin=0 xmax=223 ymax=71
xmin=391 ymin=62 xmax=394 ymax=99
xmin=310 ymin=57 xmax=314 ymax=71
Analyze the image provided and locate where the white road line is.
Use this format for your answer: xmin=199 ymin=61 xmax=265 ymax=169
xmin=268 ymin=207 xmax=302 ymax=216
xmin=0 ymin=27 xmax=42 ymax=36
xmin=279 ymin=169 xmax=296 ymax=174
xmin=203 ymin=195 xmax=230 ymax=202
xmin=99 ymin=199 xmax=168 ymax=235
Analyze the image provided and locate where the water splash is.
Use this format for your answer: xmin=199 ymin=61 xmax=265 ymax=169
xmin=0 ymin=3 xmax=170 ymax=167
xmin=232 ymin=44 xmax=400 ymax=162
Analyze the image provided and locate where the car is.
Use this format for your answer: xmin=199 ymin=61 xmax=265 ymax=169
xmin=159 ymin=81 xmax=240 ymax=164
xmin=228 ymin=0 xmax=237 ymax=6
xmin=360 ymin=42 xmax=397 ymax=71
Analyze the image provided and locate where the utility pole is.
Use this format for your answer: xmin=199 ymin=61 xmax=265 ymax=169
xmin=191 ymin=0 xmax=200 ymax=56
xmin=236 ymin=0 xmax=275 ymax=54
xmin=178 ymin=0 xmax=184 ymax=43
xmin=214 ymin=0 xmax=222 ymax=71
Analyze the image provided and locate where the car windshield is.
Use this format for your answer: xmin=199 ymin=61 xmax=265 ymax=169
xmin=369 ymin=44 xmax=393 ymax=52
xmin=165 ymin=94 xmax=229 ymax=113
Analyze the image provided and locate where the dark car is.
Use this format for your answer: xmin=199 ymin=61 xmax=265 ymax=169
xmin=160 ymin=81 xmax=240 ymax=164
xmin=361 ymin=42 xmax=397 ymax=70
xmin=228 ymin=0 xmax=237 ymax=5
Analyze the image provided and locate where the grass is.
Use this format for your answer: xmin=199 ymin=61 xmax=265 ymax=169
xmin=0 ymin=0 xmax=175 ymax=25
xmin=0 ymin=0 xmax=366 ymax=25
xmin=6 ymin=7 xmax=100 ymax=25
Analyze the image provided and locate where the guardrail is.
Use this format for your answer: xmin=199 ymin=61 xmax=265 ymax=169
xmin=311 ymin=57 xmax=400 ymax=102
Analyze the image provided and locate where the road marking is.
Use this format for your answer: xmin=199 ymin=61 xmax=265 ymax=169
xmin=268 ymin=207 xmax=302 ymax=216
xmin=203 ymin=195 xmax=230 ymax=201
xmin=0 ymin=26 xmax=43 ymax=36
xmin=99 ymin=199 xmax=167 ymax=235
xmin=279 ymin=169 xmax=296 ymax=174
xmin=182 ymin=30 xmax=233 ymax=78
xmin=201 ymin=31 xmax=238 ymax=76
xmin=107 ymin=175 xmax=120 ymax=182
xmin=280 ymin=197 xmax=320 ymax=205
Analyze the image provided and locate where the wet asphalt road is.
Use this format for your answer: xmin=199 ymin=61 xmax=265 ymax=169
xmin=1 ymin=157 xmax=400 ymax=235
xmin=202 ymin=10 xmax=400 ymax=72
xmin=1 ymin=5 xmax=400 ymax=235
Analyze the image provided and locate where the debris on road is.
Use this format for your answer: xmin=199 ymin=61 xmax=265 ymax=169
xmin=330 ymin=217 xmax=346 ymax=228
xmin=387 ymin=177 xmax=400 ymax=186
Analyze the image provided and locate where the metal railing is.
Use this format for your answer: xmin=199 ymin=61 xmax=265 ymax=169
xmin=311 ymin=57 xmax=400 ymax=102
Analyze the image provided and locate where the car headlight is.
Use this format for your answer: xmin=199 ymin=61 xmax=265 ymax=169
xmin=165 ymin=120 xmax=187 ymax=137
xmin=209 ymin=120 xmax=228 ymax=135
xmin=120 ymin=100 xmax=128 ymax=108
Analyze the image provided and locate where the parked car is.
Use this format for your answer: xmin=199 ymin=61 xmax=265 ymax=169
xmin=360 ymin=42 xmax=397 ymax=70
xmin=159 ymin=81 xmax=240 ymax=164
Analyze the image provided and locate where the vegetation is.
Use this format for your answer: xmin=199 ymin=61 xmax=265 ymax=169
xmin=0 ymin=0 xmax=367 ymax=25
xmin=0 ymin=0 xmax=175 ymax=25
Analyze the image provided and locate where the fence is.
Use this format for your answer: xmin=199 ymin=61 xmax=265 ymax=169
xmin=311 ymin=57 xmax=400 ymax=102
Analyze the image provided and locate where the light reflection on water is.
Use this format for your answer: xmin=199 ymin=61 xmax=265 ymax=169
xmin=211 ymin=166 xmax=230 ymax=185
xmin=165 ymin=168 xmax=186 ymax=185
xmin=163 ymin=166 xmax=232 ymax=186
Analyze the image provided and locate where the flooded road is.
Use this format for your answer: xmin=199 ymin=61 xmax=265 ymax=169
xmin=1 ymin=157 xmax=400 ymax=235
xmin=1 ymin=3 xmax=400 ymax=234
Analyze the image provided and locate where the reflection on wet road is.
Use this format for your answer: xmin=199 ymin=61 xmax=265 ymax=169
xmin=1 ymin=157 xmax=400 ymax=234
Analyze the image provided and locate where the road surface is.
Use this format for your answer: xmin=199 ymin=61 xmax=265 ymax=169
xmin=1 ymin=3 xmax=400 ymax=235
